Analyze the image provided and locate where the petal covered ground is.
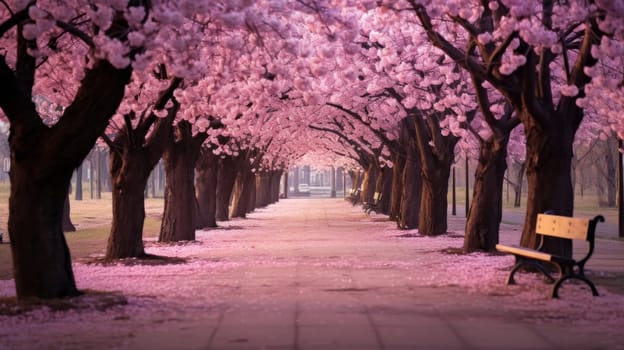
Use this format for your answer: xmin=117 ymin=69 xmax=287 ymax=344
xmin=1 ymin=198 xmax=624 ymax=349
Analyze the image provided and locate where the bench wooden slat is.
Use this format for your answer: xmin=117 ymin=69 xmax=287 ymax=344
xmin=495 ymin=244 xmax=553 ymax=262
xmin=536 ymin=214 xmax=589 ymax=240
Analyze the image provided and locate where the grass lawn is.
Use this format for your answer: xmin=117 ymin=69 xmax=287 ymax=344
xmin=449 ymin=186 xmax=618 ymax=223
xmin=0 ymin=182 xmax=163 ymax=280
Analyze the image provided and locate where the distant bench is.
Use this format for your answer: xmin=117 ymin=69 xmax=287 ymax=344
xmin=496 ymin=213 xmax=604 ymax=298
xmin=347 ymin=188 xmax=361 ymax=206
xmin=363 ymin=192 xmax=382 ymax=214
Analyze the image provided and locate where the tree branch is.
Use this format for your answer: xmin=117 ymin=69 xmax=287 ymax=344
xmin=559 ymin=20 xmax=601 ymax=131
xmin=55 ymin=20 xmax=95 ymax=48
xmin=0 ymin=55 xmax=40 ymax=126
xmin=409 ymin=2 xmax=487 ymax=81
xmin=0 ymin=5 xmax=29 ymax=39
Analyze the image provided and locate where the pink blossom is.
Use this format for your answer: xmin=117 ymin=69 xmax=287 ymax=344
xmin=560 ymin=85 xmax=580 ymax=97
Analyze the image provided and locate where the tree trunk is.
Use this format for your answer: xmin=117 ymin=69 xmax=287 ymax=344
xmin=348 ymin=170 xmax=357 ymax=191
xmin=9 ymin=169 xmax=80 ymax=299
xmin=416 ymin=119 xmax=455 ymax=236
xmin=96 ymin=149 xmax=103 ymax=199
xmin=4 ymin=59 xmax=131 ymax=299
xmin=106 ymin=146 xmax=150 ymax=258
xmin=75 ymin=164 xmax=83 ymax=200
xmin=597 ymin=169 xmax=607 ymax=206
xmin=379 ymin=166 xmax=393 ymax=214
xmin=389 ymin=150 xmax=405 ymax=221
xmin=399 ymin=117 xmax=422 ymax=229
xmin=269 ymin=170 xmax=280 ymax=203
xmin=399 ymin=154 xmax=422 ymax=229
xmin=513 ymin=162 xmax=525 ymax=207
xmin=106 ymin=85 xmax=180 ymax=257
xmin=216 ymin=155 xmax=239 ymax=221
xmin=62 ymin=193 xmax=76 ymax=232
xmin=605 ymin=138 xmax=617 ymax=207
xmin=360 ymin=160 xmax=378 ymax=204
xmin=330 ymin=166 xmax=336 ymax=198
xmin=282 ymin=170 xmax=288 ymax=199
xmin=90 ymin=153 xmax=95 ymax=199
xmin=247 ymin=172 xmax=257 ymax=213
xmin=159 ymin=122 xmax=206 ymax=242
xmin=150 ymin=170 xmax=156 ymax=198
xmin=464 ymin=137 xmax=508 ymax=252
xmin=520 ymin=119 xmax=573 ymax=257
xmin=303 ymin=165 xmax=311 ymax=184
xmin=419 ymin=163 xmax=451 ymax=235
xmin=336 ymin=167 xmax=343 ymax=194
xmin=256 ymin=172 xmax=270 ymax=208
xmin=231 ymin=164 xmax=254 ymax=218
xmin=292 ymin=166 xmax=300 ymax=194
xmin=195 ymin=149 xmax=219 ymax=229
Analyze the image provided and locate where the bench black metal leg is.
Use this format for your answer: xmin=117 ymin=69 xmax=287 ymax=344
xmin=507 ymin=261 xmax=556 ymax=285
xmin=551 ymin=275 xmax=599 ymax=298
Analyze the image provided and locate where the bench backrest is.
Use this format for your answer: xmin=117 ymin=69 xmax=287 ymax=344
xmin=536 ymin=214 xmax=590 ymax=241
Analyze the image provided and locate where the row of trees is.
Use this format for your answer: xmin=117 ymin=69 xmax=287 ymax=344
xmin=299 ymin=1 xmax=622 ymax=259
xmin=0 ymin=1 xmax=622 ymax=300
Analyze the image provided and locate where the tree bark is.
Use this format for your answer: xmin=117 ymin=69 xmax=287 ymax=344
xmin=195 ymin=148 xmax=219 ymax=229
xmin=389 ymin=150 xmax=405 ymax=221
xmin=379 ymin=166 xmax=393 ymax=214
xmin=107 ymin=148 xmax=149 ymax=258
xmin=96 ymin=149 xmax=103 ymax=199
xmin=330 ymin=166 xmax=336 ymax=197
xmin=360 ymin=160 xmax=378 ymax=204
xmin=336 ymin=167 xmax=343 ymax=195
xmin=246 ymin=171 xmax=257 ymax=213
xmin=520 ymin=115 xmax=574 ymax=257
xmin=400 ymin=154 xmax=422 ymax=229
xmin=89 ymin=152 xmax=95 ymax=199
xmin=604 ymin=137 xmax=617 ymax=207
xmin=159 ymin=121 xmax=206 ymax=242
xmin=399 ymin=117 xmax=422 ymax=230
xmin=292 ymin=166 xmax=300 ymax=194
xmin=269 ymin=170 xmax=280 ymax=203
xmin=75 ymin=165 xmax=83 ymax=200
xmin=62 ymin=193 xmax=76 ymax=232
xmin=231 ymin=160 xmax=254 ymax=218
xmin=255 ymin=172 xmax=271 ymax=208
xmin=419 ymin=164 xmax=451 ymax=235
xmin=216 ymin=155 xmax=239 ymax=221
xmin=303 ymin=165 xmax=311 ymax=184
xmin=513 ymin=162 xmax=525 ymax=207
xmin=464 ymin=137 xmax=508 ymax=251
xmin=414 ymin=117 xmax=456 ymax=236
xmin=282 ymin=170 xmax=288 ymax=198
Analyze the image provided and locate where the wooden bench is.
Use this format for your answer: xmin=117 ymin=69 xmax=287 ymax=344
xmin=363 ymin=192 xmax=382 ymax=214
xmin=496 ymin=213 xmax=604 ymax=298
xmin=347 ymin=188 xmax=361 ymax=206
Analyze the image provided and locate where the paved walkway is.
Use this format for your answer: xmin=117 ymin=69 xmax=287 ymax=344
xmin=128 ymin=198 xmax=624 ymax=350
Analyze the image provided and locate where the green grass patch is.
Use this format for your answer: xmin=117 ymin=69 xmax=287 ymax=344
xmin=0 ymin=217 xmax=163 ymax=280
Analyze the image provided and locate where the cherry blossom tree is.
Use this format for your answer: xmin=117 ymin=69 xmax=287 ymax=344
xmin=103 ymin=68 xmax=181 ymax=259
xmin=404 ymin=0 xmax=622 ymax=256
xmin=0 ymin=1 xmax=139 ymax=299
